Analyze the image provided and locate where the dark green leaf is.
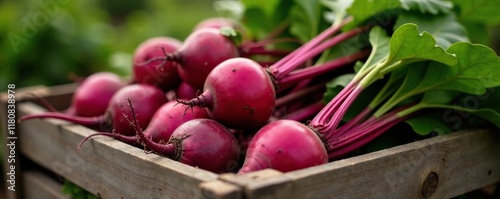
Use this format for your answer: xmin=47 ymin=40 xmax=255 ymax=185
xmin=241 ymin=0 xmax=285 ymax=39
xmin=394 ymin=12 xmax=468 ymax=49
xmin=243 ymin=8 xmax=272 ymax=39
xmin=373 ymin=62 xmax=428 ymax=116
xmin=62 ymin=179 xmax=99 ymax=199
xmin=460 ymin=21 xmax=491 ymax=46
xmin=242 ymin=0 xmax=280 ymax=17
xmin=399 ymin=0 xmax=453 ymax=14
xmin=405 ymin=110 xmax=453 ymax=135
xmin=466 ymin=108 xmax=500 ymax=129
xmin=388 ymin=23 xmax=457 ymax=66
xmin=452 ymin=0 xmax=500 ymax=25
xmin=421 ymin=90 xmax=462 ymax=105
xmin=345 ymin=0 xmax=401 ymax=30
xmin=455 ymin=86 xmax=500 ymax=128
xmin=416 ymin=42 xmax=500 ymax=95
xmin=289 ymin=0 xmax=323 ymax=42
xmin=323 ymin=73 xmax=355 ymax=103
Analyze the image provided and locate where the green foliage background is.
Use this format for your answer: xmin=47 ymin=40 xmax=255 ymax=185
xmin=0 ymin=0 xmax=218 ymax=90
xmin=0 ymin=0 xmax=217 ymax=197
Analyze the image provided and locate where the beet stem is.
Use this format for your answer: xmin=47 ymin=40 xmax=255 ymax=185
xmin=309 ymin=81 xmax=357 ymax=134
xmin=175 ymin=90 xmax=212 ymax=108
xmin=328 ymin=115 xmax=405 ymax=159
xmin=271 ymin=25 xmax=368 ymax=79
xmin=332 ymin=107 xmax=373 ymax=138
xmin=282 ymin=101 xmax=325 ymax=122
xmin=242 ymin=37 xmax=301 ymax=52
xmin=278 ymin=49 xmax=371 ymax=86
xmin=268 ymin=21 xmax=345 ymax=74
xmin=19 ymin=112 xmax=106 ymax=130
xmin=275 ymin=83 xmax=325 ymax=107
xmin=242 ymin=48 xmax=291 ymax=57
xmin=78 ymin=131 xmax=137 ymax=150
xmin=26 ymin=92 xmax=59 ymax=112
xmin=125 ymin=98 xmax=175 ymax=157
xmin=134 ymin=50 xmax=181 ymax=67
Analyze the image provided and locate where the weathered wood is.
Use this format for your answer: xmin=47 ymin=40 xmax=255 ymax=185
xmin=198 ymin=180 xmax=242 ymax=199
xmin=1 ymin=99 xmax=20 ymax=199
xmin=17 ymin=102 xmax=219 ymax=199
xmin=4 ymin=83 xmax=500 ymax=199
xmin=228 ymin=128 xmax=500 ymax=199
xmin=218 ymin=169 xmax=293 ymax=199
xmin=1 ymin=84 xmax=75 ymax=199
xmin=23 ymin=171 xmax=69 ymax=199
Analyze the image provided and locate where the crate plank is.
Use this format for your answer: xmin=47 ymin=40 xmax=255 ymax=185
xmin=219 ymin=129 xmax=500 ymax=199
xmin=23 ymin=171 xmax=69 ymax=199
xmin=17 ymin=102 xmax=219 ymax=199
xmin=198 ymin=180 xmax=242 ymax=199
xmin=4 ymin=83 xmax=500 ymax=199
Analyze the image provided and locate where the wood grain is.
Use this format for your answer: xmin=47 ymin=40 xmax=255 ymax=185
xmin=4 ymin=84 xmax=500 ymax=199
xmin=23 ymin=171 xmax=69 ymax=199
xmin=222 ymin=129 xmax=500 ymax=199
xmin=18 ymin=102 xmax=219 ymax=199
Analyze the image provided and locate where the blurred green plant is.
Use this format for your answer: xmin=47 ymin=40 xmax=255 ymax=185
xmin=0 ymin=0 xmax=217 ymax=91
xmin=0 ymin=0 xmax=218 ymax=196
xmin=62 ymin=180 xmax=99 ymax=199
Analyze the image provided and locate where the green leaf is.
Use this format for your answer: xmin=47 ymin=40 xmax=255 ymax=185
xmin=405 ymin=110 xmax=453 ymax=135
xmin=373 ymin=62 xmax=428 ymax=116
xmin=219 ymin=27 xmax=242 ymax=46
xmin=361 ymin=26 xmax=390 ymax=71
xmin=345 ymin=0 xmax=401 ymax=30
xmin=323 ymin=73 xmax=355 ymax=103
xmin=384 ymin=42 xmax=500 ymax=117
xmin=241 ymin=0 xmax=285 ymax=39
xmin=388 ymin=23 xmax=457 ymax=66
xmin=466 ymin=108 xmax=500 ymax=129
xmin=320 ymin=0 xmax=354 ymax=26
xmin=452 ymin=0 xmax=500 ymax=25
xmin=416 ymin=42 xmax=500 ymax=95
xmin=62 ymin=179 xmax=99 ymax=199
xmin=322 ymin=72 xmax=385 ymax=121
xmin=289 ymin=0 xmax=323 ymax=42
xmin=454 ymin=87 xmax=500 ymax=128
xmin=399 ymin=0 xmax=453 ymax=14
xmin=394 ymin=13 xmax=468 ymax=49
xmin=242 ymin=0 xmax=280 ymax=17
xmin=460 ymin=21 xmax=491 ymax=46
xmin=421 ymin=90 xmax=462 ymax=105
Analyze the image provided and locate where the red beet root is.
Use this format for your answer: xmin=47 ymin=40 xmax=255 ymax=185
xmin=238 ymin=120 xmax=328 ymax=174
xmin=132 ymin=37 xmax=183 ymax=91
xmin=20 ymin=84 xmax=167 ymax=136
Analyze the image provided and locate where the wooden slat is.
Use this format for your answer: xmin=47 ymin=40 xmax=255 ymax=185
xmin=18 ymin=102 xmax=219 ymax=199
xmin=219 ymin=169 xmax=292 ymax=199
xmin=198 ymin=180 xmax=242 ymax=199
xmin=23 ymin=171 xmax=69 ymax=199
xmin=1 ymin=84 xmax=75 ymax=199
xmin=227 ymin=128 xmax=499 ymax=199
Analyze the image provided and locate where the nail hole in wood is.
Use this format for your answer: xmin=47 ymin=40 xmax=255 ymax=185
xmin=422 ymin=172 xmax=439 ymax=198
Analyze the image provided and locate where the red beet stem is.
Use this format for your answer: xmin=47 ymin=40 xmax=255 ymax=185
xmin=19 ymin=112 xmax=107 ymax=130
xmin=78 ymin=132 xmax=138 ymax=149
xmin=125 ymin=98 xmax=176 ymax=157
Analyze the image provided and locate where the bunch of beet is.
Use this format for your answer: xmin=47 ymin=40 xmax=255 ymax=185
xmin=20 ymin=16 xmax=374 ymax=174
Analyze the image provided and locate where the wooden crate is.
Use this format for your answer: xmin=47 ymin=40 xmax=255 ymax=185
xmin=1 ymin=84 xmax=499 ymax=199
